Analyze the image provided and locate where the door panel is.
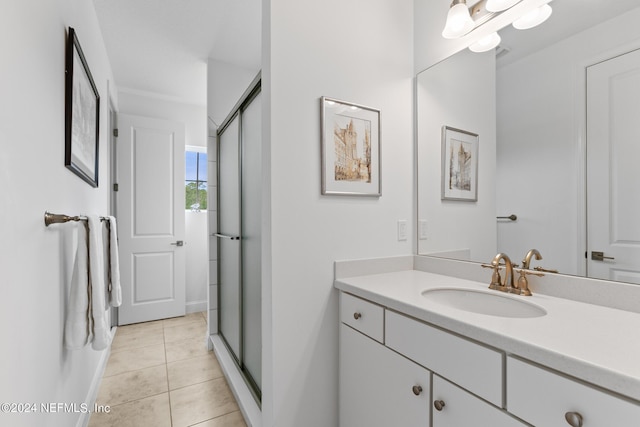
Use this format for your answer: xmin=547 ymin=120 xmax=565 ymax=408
xmin=218 ymin=114 xmax=241 ymax=358
xmin=133 ymin=128 xmax=175 ymax=235
xmin=133 ymin=252 xmax=174 ymax=301
xmin=587 ymin=49 xmax=640 ymax=284
xmin=241 ymin=92 xmax=262 ymax=389
xmin=117 ymin=114 xmax=186 ymax=324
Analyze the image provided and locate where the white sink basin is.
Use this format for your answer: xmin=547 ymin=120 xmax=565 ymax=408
xmin=421 ymin=287 xmax=547 ymax=318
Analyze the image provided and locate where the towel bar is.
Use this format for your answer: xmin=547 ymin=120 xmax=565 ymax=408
xmin=44 ymin=211 xmax=108 ymax=227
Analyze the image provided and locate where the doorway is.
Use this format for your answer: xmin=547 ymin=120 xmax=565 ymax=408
xmin=115 ymin=113 xmax=187 ymax=324
xmin=586 ymin=48 xmax=640 ymax=284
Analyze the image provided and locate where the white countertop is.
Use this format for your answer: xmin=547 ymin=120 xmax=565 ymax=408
xmin=335 ymin=269 xmax=640 ymax=402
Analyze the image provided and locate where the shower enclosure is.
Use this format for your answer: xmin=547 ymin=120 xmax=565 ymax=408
xmin=215 ymin=75 xmax=262 ymax=401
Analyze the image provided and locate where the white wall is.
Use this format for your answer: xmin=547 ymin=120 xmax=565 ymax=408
xmin=416 ymin=49 xmax=497 ymax=261
xmin=207 ymin=59 xmax=258 ymax=130
xmin=263 ymin=0 xmax=414 ymax=425
xmin=496 ymin=7 xmax=640 ymax=275
xmin=118 ymin=90 xmax=207 ymax=148
xmin=117 ymin=91 xmax=209 ymax=312
xmin=0 ymin=1 xmax=116 ymax=426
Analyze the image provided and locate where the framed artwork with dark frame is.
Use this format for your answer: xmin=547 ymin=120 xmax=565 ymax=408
xmin=320 ymin=96 xmax=381 ymax=196
xmin=65 ymin=27 xmax=100 ymax=187
xmin=441 ymin=126 xmax=478 ymax=201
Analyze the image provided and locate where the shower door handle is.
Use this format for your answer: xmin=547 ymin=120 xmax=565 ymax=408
xmin=213 ymin=233 xmax=240 ymax=241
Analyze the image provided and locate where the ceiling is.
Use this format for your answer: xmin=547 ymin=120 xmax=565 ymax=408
xmin=498 ymin=0 xmax=640 ymax=66
xmin=93 ymin=0 xmax=639 ymax=105
xmin=94 ymin=0 xmax=262 ymax=106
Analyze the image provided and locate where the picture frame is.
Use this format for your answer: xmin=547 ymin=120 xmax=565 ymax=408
xmin=441 ymin=126 xmax=478 ymax=201
xmin=65 ymin=27 xmax=100 ymax=187
xmin=320 ymin=97 xmax=381 ymax=196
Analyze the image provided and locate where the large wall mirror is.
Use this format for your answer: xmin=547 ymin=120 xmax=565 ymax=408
xmin=417 ymin=0 xmax=640 ymax=285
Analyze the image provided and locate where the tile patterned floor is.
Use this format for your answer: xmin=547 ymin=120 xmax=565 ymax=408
xmin=88 ymin=312 xmax=247 ymax=427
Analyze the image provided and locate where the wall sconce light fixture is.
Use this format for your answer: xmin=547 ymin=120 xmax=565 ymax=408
xmin=442 ymin=0 xmax=553 ymax=52
xmin=512 ymin=3 xmax=552 ymax=29
xmin=485 ymin=0 xmax=520 ymax=12
xmin=469 ymin=32 xmax=502 ymax=52
xmin=442 ymin=0 xmax=475 ymax=39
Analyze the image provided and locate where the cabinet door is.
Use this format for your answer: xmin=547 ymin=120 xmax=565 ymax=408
xmin=507 ymin=356 xmax=640 ymax=426
xmin=433 ymin=376 xmax=525 ymax=427
xmin=340 ymin=324 xmax=430 ymax=427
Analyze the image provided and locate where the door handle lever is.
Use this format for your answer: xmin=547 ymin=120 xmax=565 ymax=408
xmin=213 ymin=233 xmax=240 ymax=241
xmin=591 ymin=251 xmax=614 ymax=261
xmin=171 ymin=240 xmax=185 ymax=246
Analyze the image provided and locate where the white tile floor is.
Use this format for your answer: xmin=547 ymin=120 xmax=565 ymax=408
xmin=88 ymin=312 xmax=247 ymax=427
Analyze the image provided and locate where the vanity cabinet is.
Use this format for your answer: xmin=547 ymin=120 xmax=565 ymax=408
xmin=339 ymin=292 xmax=521 ymax=426
xmin=339 ymin=324 xmax=430 ymax=426
xmin=432 ymin=375 xmax=524 ymax=427
xmin=507 ymin=356 xmax=640 ymax=426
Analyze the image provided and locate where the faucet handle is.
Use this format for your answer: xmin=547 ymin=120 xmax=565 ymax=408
xmin=533 ymin=266 xmax=558 ymax=273
xmin=481 ymin=263 xmax=502 ymax=290
xmin=516 ymin=269 xmax=544 ymax=296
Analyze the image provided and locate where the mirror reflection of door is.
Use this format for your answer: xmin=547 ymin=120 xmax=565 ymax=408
xmin=586 ymin=48 xmax=640 ymax=284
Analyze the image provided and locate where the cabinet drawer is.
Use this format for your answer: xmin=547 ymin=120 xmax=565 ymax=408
xmin=340 ymin=293 xmax=384 ymax=343
xmin=433 ymin=375 xmax=525 ymax=426
xmin=507 ymin=356 xmax=640 ymax=426
xmin=385 ymin=310 xmax=503 ymax=406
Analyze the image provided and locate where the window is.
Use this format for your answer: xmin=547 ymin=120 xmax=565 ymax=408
xmin=185 ymin=146 xmax=207 ymax=211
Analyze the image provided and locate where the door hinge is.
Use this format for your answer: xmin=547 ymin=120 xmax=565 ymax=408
xmin=113 ymin=183 xmax=119 ymax=192
xmin=113 ymin=128 xmax=119 ymax=137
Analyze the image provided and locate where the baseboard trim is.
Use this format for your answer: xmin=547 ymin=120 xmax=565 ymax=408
xmin=210 ymin=334 xmax=261 ymax=427
xmin=77 ymin=327 xmax=116 ymax=427
xmin=186 ymin=300 xmax=207 ymax=314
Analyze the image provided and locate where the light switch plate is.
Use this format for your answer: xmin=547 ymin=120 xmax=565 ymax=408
xmin=419 ymin=220 xmax=428 ymax=240
xmin=397 ymin=220 xmax=408 ymax=241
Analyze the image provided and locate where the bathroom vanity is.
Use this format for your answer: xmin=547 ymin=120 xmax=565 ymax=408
xmin=335 ymin=257 xmax=640 ymax=426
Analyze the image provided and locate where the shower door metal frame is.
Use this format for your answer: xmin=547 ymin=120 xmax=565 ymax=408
xmin=216 ymin=73 xmax=262 ymax=403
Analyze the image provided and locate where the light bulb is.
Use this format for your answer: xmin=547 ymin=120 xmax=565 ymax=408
xmin=442 ymin=2 xmax=475 ymax=39
xmin=513 ymin=4 xmax=552 ymax=30
xmin=486 ymin=0 xmax=520 ymax=12
xmin=469 ymin=32 xmax=501 ymax=53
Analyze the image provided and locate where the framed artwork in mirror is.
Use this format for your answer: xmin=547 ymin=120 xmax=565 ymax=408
xmin=65 ymin=27 xmax=100 ymax=187
xmin=441 ymin=126 xmax=478 ymax=201
xmin=320 ymin=96 xmax=381 ymax=196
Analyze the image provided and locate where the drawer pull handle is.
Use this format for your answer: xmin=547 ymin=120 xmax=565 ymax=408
xmin=412 ymin=385 xmax=422 ymax=396
xmin=434 ymin=400 xmax=446 ymax=411
xmin=565 ymin=412 xmax=583 ymax=427
xmin=353 ymin=312 xmax=362 ymax=320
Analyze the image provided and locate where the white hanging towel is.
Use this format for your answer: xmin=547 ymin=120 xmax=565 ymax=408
xmin=88 ymin=215 xmax=110 ymax=351
xmin=107 ymin=216 xmax=122 ymax=307
xmin=64 ymin=223 xmax=91 ymax=350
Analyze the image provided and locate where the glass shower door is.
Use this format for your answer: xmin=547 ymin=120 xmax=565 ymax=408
xmin=218 ymin=114 xmax=241 ymax=359
xmin=241 ymin=91 xmax=262 ymax=391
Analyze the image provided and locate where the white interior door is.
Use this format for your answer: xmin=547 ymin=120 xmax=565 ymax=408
xmin=117 ymin=113 xmax=186 ymax=324
xmin=587 ymin=48 xmax=640 ymax=284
